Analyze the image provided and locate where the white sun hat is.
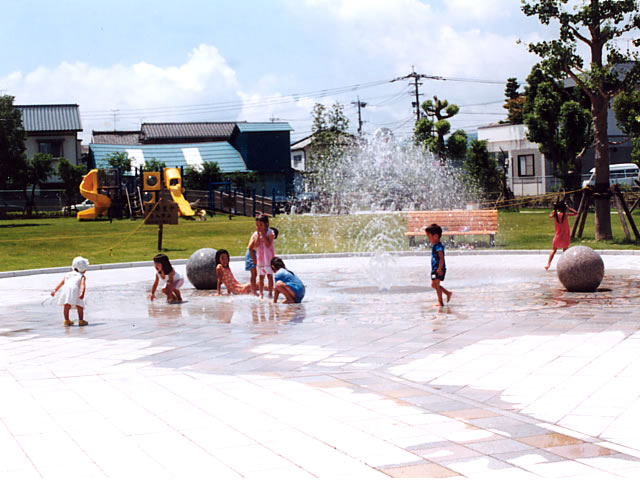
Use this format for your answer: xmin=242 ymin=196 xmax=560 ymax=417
xmin=72 ymin=256 xmax=90 ymax=272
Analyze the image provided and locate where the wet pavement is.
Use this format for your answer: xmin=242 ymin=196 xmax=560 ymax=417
xmin=2 ymin=252 xmax=640 ymax=479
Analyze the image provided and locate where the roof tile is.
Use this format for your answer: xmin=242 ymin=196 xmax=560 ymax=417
xmin=141 ymin=122 xmax=236 ymax=141
xmin=16 ymin=104 xmax=82 ymax=132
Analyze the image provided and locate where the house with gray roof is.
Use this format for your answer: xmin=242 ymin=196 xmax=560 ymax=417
xmin=17 ymin=104 xmax=83 ymax=161
xmin=16 ymin=104 xmax=84 ymax=183
xmin=15 ymin=104 xmax=82 ymax=187
xmin=90 ymin=121 xmax=295 ymax=197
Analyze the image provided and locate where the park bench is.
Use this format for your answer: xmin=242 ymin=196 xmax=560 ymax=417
xmin=405 ymin=209 xmax=498 ymax=247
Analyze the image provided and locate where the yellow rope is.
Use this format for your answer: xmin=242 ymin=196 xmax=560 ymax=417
xmin=0 ymin=202 xmax=163 ymax=260
xmin=88 ymin=201 xmax=161 ymax=257
xmin=474 ymin=188 xmax=586 ymax=209
xmin=0 ymin=232 xmax=128 ymax=244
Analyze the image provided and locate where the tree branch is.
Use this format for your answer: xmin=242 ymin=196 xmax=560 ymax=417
xmin=567 ymin=24 xmax=591 ymax=47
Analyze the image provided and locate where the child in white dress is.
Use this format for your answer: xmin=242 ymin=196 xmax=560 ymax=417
xmin=51 ymin=256 xmax=89 ymax=327
xmin=150 ymin=254 xmax=184 ymax=304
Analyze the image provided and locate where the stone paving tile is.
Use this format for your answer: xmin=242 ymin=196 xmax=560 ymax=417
xmin=380 ymin=461 xmax=460 ymax=478
xmin=1 ymin=254 xmax=640 ymax=477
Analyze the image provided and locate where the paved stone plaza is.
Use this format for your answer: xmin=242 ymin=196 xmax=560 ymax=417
xmin=1 ymin=252 xmax=640 ymax=479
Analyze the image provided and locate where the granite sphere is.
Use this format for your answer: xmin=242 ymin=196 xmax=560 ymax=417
xmin=557 ymin=246 xmax=604 ymax=292
xmin=186 ymin=248 xmax=217 ymax=289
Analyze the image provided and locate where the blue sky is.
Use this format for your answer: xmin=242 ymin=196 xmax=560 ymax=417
xmin=1 ymin=0 xmax=551 ymax=143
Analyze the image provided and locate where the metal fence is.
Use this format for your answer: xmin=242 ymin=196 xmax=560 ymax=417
xmin=186 ymin=189 xmax=276 ymax=217
xmin=509 ymin=175 xmax=593 ymax=196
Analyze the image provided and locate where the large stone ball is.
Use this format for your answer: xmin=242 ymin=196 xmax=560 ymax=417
xmin=557 ymin=246 xmax=604 ymax=292
xmin=186 ymin=248 xmax=217 ymax=289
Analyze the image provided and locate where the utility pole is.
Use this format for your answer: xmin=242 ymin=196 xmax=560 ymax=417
xmin=351 ymin=96 xmax=367 ymax=135
xmin=111 ymin=109 xmax=119 ymax=131
xmin=392 ymin=67 xmax=444 ymax=122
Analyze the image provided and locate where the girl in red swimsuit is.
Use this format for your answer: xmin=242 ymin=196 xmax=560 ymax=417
xmin=215 ymin=249 xmax=254 ymax=295
xmin=545 ymin=199 xmax=577 ymax=270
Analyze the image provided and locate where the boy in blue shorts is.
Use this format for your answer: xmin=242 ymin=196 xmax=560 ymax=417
xmin=425 ymin=224 xmax=452 ymax=307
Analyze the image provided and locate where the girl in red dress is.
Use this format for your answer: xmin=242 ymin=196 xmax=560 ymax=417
xmin=545 ymin=199 xmax=578 ymax=270
xmin=215 ymin=249 xmax=254 ymax=295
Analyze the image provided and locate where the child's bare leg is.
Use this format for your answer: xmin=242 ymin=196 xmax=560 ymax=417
xmin=258 ymin=274 xmax=265 ymax=298
xmin=250 ymin=269 xmax=257 ymax=295
xmin=77 ymin=306 xmax=88 ymax=326
xmin=274 ymin=281 xmax=296 ymax=304
xmin=174 ymin=289 xmax=182 ymax=303
xmin=545 ymin=248 xmax=557 ymax=270
xmin=63 ymin=304 xmax=73 ymax=326
xmin=440 ymin=285 xmax=452 ymax=303
xmin=431 ymin=280 xmax=444 ymax=307
xmin=267 ymin=274 xmax=274 ymax=297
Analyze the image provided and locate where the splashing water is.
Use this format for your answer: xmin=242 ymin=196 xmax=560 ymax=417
xmin=276 ymin=133 xmax=478 ymax=290
xmin=318 ymin=133 xmax=475 ymax=213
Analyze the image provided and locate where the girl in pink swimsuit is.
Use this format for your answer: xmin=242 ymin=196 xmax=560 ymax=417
xmin=215 ymin=249 xmax=253 ymax=295
xmin=255 ymin=214 xmax=277 ymax=298
xmin=545 ymin=199 xmax=577 ymax=270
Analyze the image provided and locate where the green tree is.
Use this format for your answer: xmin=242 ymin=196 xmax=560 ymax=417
xmin=0 ymin=95 xmax=27 ymax=188
xmin=523 ymin=64 xmax=592 ymax=190
xmin=15 ymin=153 xmax=53 ymax=217
xmin=414 ymin=96 xmax=460 ymax=163
xmin=183 ymin=161 xmax=222 ymax=190
xmin=613 ymin=89 xmax=640 ymax=163
xmin=446 ymin=130 xmax=468 ymax=162
xmin=522 ymin=0 xmax=640 ymax=240
xmin=503 ymin=77 xmax=525 ymax=124
xmin=57 ymin=158 xmax=86 ymax=214
xmin=464 ymin=139 xmax=502 ymax=198
xmin=225 ymin=171 xmax=257 ymax=191
xmin=143 ymin=158 xmax=166 ymax=172
xmin=505 ymin=77 xmax=521 ymax=100
xmin=105 ymin=151 xmax=132 ymax=172
xmin=308 ymin=102 xmax=351 ymax=192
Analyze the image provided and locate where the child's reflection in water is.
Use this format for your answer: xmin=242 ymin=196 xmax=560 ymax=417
xmin=252 ymin=302 xmax=306 ymax=325
xmin=147 ymin=301 xmax=183 ymax=325
xmin=147 ymin=295 xmax=305 ymax=326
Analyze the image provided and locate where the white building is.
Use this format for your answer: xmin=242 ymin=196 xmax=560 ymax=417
xmin=477 ymin=123 xmax=557 ymax=196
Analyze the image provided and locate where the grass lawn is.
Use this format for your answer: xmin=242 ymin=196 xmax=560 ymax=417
xmin=1 ymin=209 xmax=639 ymax=272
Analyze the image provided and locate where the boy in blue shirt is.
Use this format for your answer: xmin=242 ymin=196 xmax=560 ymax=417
xmin=425 ymin=224 xmax=452 ymax=307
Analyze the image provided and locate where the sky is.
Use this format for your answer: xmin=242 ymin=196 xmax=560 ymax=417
xmin=0 ymin=0 xmax=558 ymax=144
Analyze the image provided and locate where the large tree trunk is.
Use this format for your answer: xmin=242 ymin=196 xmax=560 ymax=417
xmin=592 ymin=95 xmax=612 ymax=240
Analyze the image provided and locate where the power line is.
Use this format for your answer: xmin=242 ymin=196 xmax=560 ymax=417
xmin=81 ymin=72 xmax=507 ymax=122
xmin=392 ymin=68 xmax=506 ymax=122
xmin=81 ymin=78 xmax=395 ymax=119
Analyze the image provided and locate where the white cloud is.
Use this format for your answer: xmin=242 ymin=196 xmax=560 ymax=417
xmin=1 ymin=44 xmax=240 ymax=142
xmin=444 ymin=0 xmax=513 ymax=22
xmin=236 ymin=87 xmax=320 ymax=138
xmin=296 ymin=0 xmax=539 ymax=81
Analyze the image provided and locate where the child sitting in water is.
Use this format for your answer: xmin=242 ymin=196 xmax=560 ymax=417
xmin=150 ymin=254 xmax=184 ymax=304
xmin=51 ymin=256 xmax=89 ymax=327
xmin=215 ymin=249 xmax=254 ymax=295
xmin=271 ymin=256 xmax=305 ymax=304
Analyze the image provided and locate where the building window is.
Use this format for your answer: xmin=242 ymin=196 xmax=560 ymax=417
xmin=293 ymin=154 xmax=303 ymax=168
xmin=517 ymin=154 xmax=535 ymax=177
xmin=39 ymin=140 xmax=63 ymax=158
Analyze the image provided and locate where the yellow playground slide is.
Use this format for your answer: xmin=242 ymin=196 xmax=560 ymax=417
xmin=77 ymin=169 xmax=111 ymax=219
xmin=164 ymin=167 xmax=195 ymax=216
